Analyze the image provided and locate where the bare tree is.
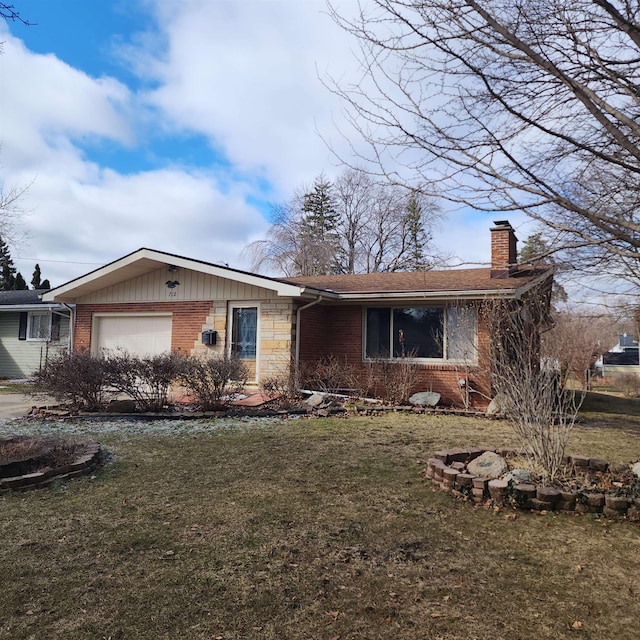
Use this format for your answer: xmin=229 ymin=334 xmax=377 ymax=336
xmin=543 ymin=312 xmax=621 ymax=389
xmin=328 ymin=1 xmax=640 ymax=286
xmin=245 ymin=169 xmax=441 ymax=276
xmin=489 ymin=292 xmax=584 ymax=481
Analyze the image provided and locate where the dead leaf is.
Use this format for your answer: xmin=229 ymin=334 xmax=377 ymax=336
xmin=326 ymin=610 xmax=339 ymax=621
xmin=431 ymin=612 xmax=443 ymax=618
xmin=572 ymin=620 xmax=583 ymax=629
xmin=575 ymin=565 xmax=583 ymax=572
xmin=504 ymin=513 xmax=517 ymax=520
xmin=443 ymin=595 xmax=450 ymax=602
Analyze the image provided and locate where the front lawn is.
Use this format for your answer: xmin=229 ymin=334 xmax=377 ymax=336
xmin=1 ymin=410 xmax=639 ymax=639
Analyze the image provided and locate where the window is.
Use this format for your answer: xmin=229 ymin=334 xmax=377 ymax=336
xmin=27 ymin=312 xmax=51 ymax=341
xmin=365 ymin=305 xmax=476 ymax=361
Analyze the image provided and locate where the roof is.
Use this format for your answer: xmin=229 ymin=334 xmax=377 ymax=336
xmin=0 ymin=289 xmax=52 ymax=307
xmin=42 ymin=248 xmax=305 ymax=303
xmin=282 ymin=266 xmax=550 ymax=299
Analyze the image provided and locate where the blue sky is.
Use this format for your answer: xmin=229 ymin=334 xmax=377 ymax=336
xmin=0 ymin=0 xmax=518 ymax=287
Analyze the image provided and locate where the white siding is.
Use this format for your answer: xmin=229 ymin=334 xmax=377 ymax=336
xmin=0 ymin=312 xmax=70 ymax=378
xmin=75 ymin=267 xmax=278 ymax=303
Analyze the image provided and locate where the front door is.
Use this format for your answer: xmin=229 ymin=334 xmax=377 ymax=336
xmin=230 ymin=305 xmax=258 ymax=381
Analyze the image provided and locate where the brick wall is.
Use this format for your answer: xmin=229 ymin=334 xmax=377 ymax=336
xmin=490 ymin=222 xmax=517 ymax=277
xmin=298 ymin=302 xmax=493 ymax=408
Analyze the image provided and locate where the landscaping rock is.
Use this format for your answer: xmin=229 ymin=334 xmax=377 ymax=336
xmin=466 ymin=451 xmax=508 ymax=479
xmin=486 ymin=393 xmax=506 ymax=416
xmin=502 ymin=468 xmax=532 ymax=484
xmin=305 ymin=394 xmax=325 ymax=408
xmin=409 ymin=391 xmax=440 ymax=407
xmin=632 ymin=461 xmax=640 ymax=478
xmin=106 ymin=399 xmax=137 ymax=413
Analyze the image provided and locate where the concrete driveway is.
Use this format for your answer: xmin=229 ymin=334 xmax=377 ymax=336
xmin=0 ymin=392 xmax=56 ymax=421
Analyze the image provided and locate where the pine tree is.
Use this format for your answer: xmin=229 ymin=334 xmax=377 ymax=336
xmin=41 ymin=278 xmax=51 ymax=290
xmin=404 ymin=193 xmax=431 ymax=271
xmin=31 ymin=263 xmax=42 ymax=289
xmin=0 ymin=236 xmax=16 ymax=291
xmin=14 ymin=272 xmax=27 ymax=290
xmin=298 ymin=176 xmax=340 ymax=275
xmin=519 ymin=233 xmax=568 ymax=303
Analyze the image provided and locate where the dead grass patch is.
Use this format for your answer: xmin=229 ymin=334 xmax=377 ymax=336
xmin=0 ymin=411 xmax=638 ymax=639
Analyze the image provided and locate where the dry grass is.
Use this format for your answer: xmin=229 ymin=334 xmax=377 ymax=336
xmin=0 ymin=408 xmax=639 ymax=639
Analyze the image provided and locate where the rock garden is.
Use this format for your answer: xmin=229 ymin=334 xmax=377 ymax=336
xmin=425 ymin=447 xmax=640 ymax=520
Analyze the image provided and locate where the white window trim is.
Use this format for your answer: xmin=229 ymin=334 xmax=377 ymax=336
xmin=227 ymin=302 xmax=261 ymax=382
xmin=362 ymin=304 xmax=478 ymax=365
xmin=26 ymin=311 xmax=52 ymax=342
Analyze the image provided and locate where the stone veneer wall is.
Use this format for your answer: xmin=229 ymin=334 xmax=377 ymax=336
xmin=192 ymin=299 xmax=295 ymax=382
xmin=425 ymin=448 xmax=640 ymax=520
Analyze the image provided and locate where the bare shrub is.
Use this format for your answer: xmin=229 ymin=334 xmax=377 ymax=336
xmin=616 ymin=372 xmax=640 ymax=398
xmin=179 ymin=355 xmax=248 ymax=410
xmin=299 ymin=355 xmax=362 ymax=395
xmin=32 ymin=350 xmax=109 ymax=411
xmin=364 ymin=357 xmax=419 ymax=405
xmin=104 ymin=350 xmax=188 ymax=412
xmin=489 ymin=294 xmax=584 ymax=482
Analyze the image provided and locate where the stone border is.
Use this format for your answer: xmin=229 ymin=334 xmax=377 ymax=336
xmin=0 ymin=443 xmax=102 ymax=493
xmin=424 ymin=447 xmax=640 ymax=521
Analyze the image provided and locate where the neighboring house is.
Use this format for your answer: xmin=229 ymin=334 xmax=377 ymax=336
xmin=0 ymin=290 xmax=72 ymax=378
xmin=42 ymin=221 xmax=552 ymax=407
xmin=599 ymin=334 xmax=640 ymax=378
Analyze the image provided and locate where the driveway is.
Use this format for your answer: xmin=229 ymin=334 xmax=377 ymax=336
xmin=0 ymin=392 xmax=56 ymax=421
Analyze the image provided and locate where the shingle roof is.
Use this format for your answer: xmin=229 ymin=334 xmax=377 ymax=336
xmin=0 ymin=290 xmax=49 ymax=306
xmin=282 ymin=267 xmax=549 ymax=295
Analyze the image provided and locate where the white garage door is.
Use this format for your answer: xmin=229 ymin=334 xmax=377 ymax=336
xmin=94 ymin=315 xmax=172 ymax=356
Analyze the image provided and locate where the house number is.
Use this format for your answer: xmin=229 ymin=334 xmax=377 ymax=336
xmin=168 ymin=290 xmax=177 ymax=298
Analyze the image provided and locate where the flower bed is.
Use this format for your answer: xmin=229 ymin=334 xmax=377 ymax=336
xmin=424 ymin=447 xmax=640 ymax=521
xmin=0 ymin=437 xmax=102 ymax=492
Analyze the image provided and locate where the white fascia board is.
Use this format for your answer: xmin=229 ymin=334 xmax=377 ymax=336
xmin=43 ymin=248 xmax=306 ymax=302
xmin=0 ymin=304 xmax=66 ymax=311
xmin=334 ymin=288 xmax=519 ymax=301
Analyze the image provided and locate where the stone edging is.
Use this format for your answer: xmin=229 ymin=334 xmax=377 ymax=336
xmin=0 ymin=443 xmax=102 ymax=493
xmin=424 ymin=447 xmax=640 ymax=521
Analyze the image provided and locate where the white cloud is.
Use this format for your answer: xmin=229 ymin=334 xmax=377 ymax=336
xmin=127 ymin=0 xmax=360 ymax=194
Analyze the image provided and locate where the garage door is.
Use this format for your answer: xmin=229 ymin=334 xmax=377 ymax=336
xmin=94 ymin=315 xmax=172 ymax=356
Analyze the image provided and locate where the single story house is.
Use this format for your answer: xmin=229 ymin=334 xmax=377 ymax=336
xmin=43 ymin=221 xmax=552 ymax=407
xmin=0 ymin=290 xmax=72 ymax=378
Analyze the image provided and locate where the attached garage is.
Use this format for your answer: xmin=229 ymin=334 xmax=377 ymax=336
xmin=92 ymin=314 xmax=172 ymax=357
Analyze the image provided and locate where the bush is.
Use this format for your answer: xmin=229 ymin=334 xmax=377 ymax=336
xmin=617 ymin=372 xmax=640 ymax=398
xmin=103 ymin=350 xmax=188 ymax=412
xmin=364 ymin=357 xmax=419 ymax=404
xmin=299 ymin=355 xmax=362 ymax=395
xmin=32 ymin=350 xmax=109 ymax=411
xmin=179 ymin=355 xmax=248 ymax=410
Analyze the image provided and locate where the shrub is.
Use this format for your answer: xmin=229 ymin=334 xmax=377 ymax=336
xmin=299 ymin=355 xmax=362 ymax=395
xmin=364 ymin=357 xmax=419 ymax=404
xmin=179 ymin=355 xmax=248 ymax=410
xmin=617 ymin=372 xmax=640 ymax=398
xmin=103 ymin=350 xmax=188 ymax=412
xmin=32 ymin=350 xmax=109 ymax=411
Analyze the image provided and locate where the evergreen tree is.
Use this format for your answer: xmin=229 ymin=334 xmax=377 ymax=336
xmin=519 ymin=233 xmax=568 ymax=303
xmin=301 ymin=177 xmax=339 ymax=239
xmin=0 ymin=236 xmax=16 ymax=291
xmin=14 ymin=272 xmax=27 ymax=290
xmin=31 ymin=263 xmax=42 ymax=289
xmin=41 ymin=278 xmax=51 ymax=290
xmin=404 ymin=193 xmax=431 ymax=271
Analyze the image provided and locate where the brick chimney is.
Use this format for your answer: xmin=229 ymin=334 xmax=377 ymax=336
xmin=490 ymin=220 xmax=518 ymax=278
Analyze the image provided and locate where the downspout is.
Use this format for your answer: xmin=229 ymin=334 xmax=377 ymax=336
xmin=295 ymin=296 xmax=323 ymax=372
